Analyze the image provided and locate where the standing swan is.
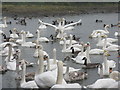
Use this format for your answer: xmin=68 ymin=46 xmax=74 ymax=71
xmin=0 ymin=17 xmax=7 ymax=28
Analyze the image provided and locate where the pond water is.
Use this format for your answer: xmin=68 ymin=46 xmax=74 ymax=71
xmin=1 ymin=13 xmax=119 ymax=88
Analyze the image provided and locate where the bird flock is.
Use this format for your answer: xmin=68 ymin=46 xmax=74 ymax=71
xmin=0 ymin=16 xmax=120 ymax=89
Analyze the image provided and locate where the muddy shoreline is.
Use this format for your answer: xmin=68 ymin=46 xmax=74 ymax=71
xmin=2 ymin=2 xmax=118 ymax=17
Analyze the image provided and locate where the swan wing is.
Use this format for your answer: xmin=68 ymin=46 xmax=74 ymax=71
xmin=64 ymin=19 xmax=81 ymax=28
xmin=38 ymin=19 xmax=57 ymax=29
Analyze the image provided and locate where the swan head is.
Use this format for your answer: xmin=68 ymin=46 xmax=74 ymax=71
xmin=85 ymin=42 xmax=90 ymax=47
xmin=13 ymin=28 xmax=17 ymax=31
xmin=37 ymin=45 xmax=43 ymax=50
xmin=105 ymin=24 xmax=110 ymax=28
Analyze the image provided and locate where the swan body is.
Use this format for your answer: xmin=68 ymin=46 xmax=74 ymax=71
xmin=105 ymin=44 xmax=120 ymax=51
xmin=108 ymin=81 xmax=120 ymax=88
xmin=26 ymin=31 xmax=34 ymax=38
xmin=0 ymin=42 xmax=18 ymax=47
xmin=87 ymin=78 xmax=116 ymax=88
xmin=89 ymin=49 xmax=104 ymax=55
xmin=114 ymin=32 xmax=120 ymax=37
xmin=102 ymin=38 xmax=118 ymax=43
xmin=39 ymin=24 xmax=47 ymax=30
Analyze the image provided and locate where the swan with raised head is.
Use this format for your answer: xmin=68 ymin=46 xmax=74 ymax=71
xmin=35 ymin=50 xmax=66 ymax=88
xmin=50 ymin=61 xmax=82 ymax=89
xmin=20 ymin=60 xmax=38 ymax=88
xmin=0 ymin=17 xmax=7 ymax=28
xmin=21 ymin=31 xmax=36 ymax=47
xmin=36 ymin=29 xmax=49 ymax=42
xmin=98 ymin=51 xmax=116 ymax=76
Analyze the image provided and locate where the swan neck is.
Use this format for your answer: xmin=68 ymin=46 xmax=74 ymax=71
xmin=103 ymin=37 xmax=107 ymax=50
xmin=47 ymin=58 xmax=50 ymax=71
xmin=23 ymin=33 xmax=26 ymax=43
xmin=103 ymin=55 xmax=109 ymax=75
xmin=37 ymin=49 xmax=44 ymax=75
xmin=37 ymin=30 xmax=40 ymax=39
xmin=69 ymin=35 xmax=72 ymax=47
xmin=62 ymin=20 xmax=65 ymax=26
xmin=8 ymin=45 xmax=12 ymax=62
xmin=86 ymin=46 xmax=91 ymax=63
xmin=105 ymin=26 xmax=108 ymax=32
xmin=56 ymin=61 xmax=63 ymax=84
xmin=4 ymin=18 xmax=7 ymax=27
xmin=53 ymin=49 xmax=57 ymax=64
xmin=21 ymin=62 xmax=26 ymax=84
xmin=63 ymin=39 xmax=66 ymax=50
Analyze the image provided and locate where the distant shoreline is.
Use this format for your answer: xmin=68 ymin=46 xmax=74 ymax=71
xmin=2 ymin=2 xmax=118 ymax=17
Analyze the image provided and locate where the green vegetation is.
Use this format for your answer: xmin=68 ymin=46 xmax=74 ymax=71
xmin=2 ymin=2 xmax=118 ymax=16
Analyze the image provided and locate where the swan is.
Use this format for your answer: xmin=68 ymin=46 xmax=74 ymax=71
xmin=10 ymin=28 xmax=19 ymax=39
xmin=90 ymin=25 xmax=110 ymax=38
xmin=33 ymin=45 xmax=49 ymax=58
xmin=0 ymin=45 xmax=15 ymax=56
xmin=0 ymin=41 xmax=18 ymax=48
xmin=98 ymin=51 xmax=116 ymax=76
xmin=16 ymin=30 xmax=24 ymax=44
xmin=36 ymin=29 xmax=49 ymax=42
xmin=20 ymin=60 xmax=38 ymax=88
xmin=108 ymin=81 xmax=120 ymax=88
xmin=101 ymin=37 xmax=118 ymax=43
xmin=26 ymin=31 xmax=34 ymax=38
xmin=96 ymin=33 xmax=112 ymax=47
xmin=4 ymin=43 xmax=16 ymax=71
xmin=50 ymin=61 xmax=82 ymax=89
xmin=61 ymin=37 xmax=81 ymax=53
xmin=35 ymin=50 xmax=66 ymax=88
xmin=38 ymin=18 xmax=81 ymax=39
xmin=87 ymin=78 xmax=116 ymax=88
xmin=105 ymin=44 xmax=120 ymax=52
xmin=64 ymin=66 xmax=87 ymax=82
xmin=21 ymin=31 xmax=36 ymax=47
xmin=114 ymin=31 xmax=120 ymax=37
xmin=0 ymin=17 xmax=7 ymax=28
xmin=60 ymin=34 xmax=77 ymax=45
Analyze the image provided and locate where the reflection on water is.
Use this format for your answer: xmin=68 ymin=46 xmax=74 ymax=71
xmin=1 ymin=13 xmax=119 ymax=88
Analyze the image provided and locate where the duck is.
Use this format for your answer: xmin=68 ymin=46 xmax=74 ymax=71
xmin=0 ymin=17 xmax=7 ymax=28
xmin=36 ymin=29 xmax=49 ymax=42
xmin=35 ymin=50 xmax=66 ymax=88
xmin=50 ymin=61 xmax=82 ymax=89
xmin=26 ymin=31 xmax=34 ymax=38
xmin=0 ymin=66 xmax=7 ymax=74
xmin=21 ymin=31 xmax=36 ymax=47
xmin=10 ymin=28 xmax=19 ymax=39
xmin=20 ymin=60 xmax=38 ymax=88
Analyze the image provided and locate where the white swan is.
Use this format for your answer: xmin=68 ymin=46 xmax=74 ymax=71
xmin=20 ymin=60 xmax=38 ymax=88
xmin=87 ymin=78 xmax=116 ymax=88
xmin=35 ymin=50 xmax=66 ymax=88
xmin=105 ymin=44 xmax=120 ymax=52
xmin=0 ymin=41 xmax=18 ymax=47
xmin=0 ymin=17 xmax=7 ymax=28
xmin=4 ymin=44 xmax=16 ymax=71
xmin=114 ymin=31 xmax=120 ymax=37
xmin=21 ymin=31 xmax=36 ymax=47
xmin=16 ymin=30 xmax=25 ymax=44
xmin=90 ymin=25 xmax=110 ymax=38
xmin=61 ymin=37 xmax=81 ymax=53
xmin=36 ymin=29 xmax=49 ymax=42
xmin=26 ymin=31 xmax=34 ymax=38
xmin=98 ymin=51 xmax=116 ymax=76
xmin=60 ymin=34 xmax=77 ymax=45
xmin=10 ymin=28 xmax=19 ymax=39
xmin=38 ymin=18 xmax=81 ymax=39
xmin=96 ymin=33 xmax=112 ymax=47
xmin=50 ymin=61 xmax=82 ymax=89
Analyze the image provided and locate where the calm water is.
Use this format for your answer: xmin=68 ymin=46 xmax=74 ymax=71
xmin=1 ymin=13 xmax=119 ymax=88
